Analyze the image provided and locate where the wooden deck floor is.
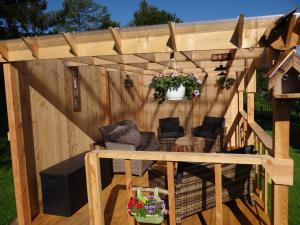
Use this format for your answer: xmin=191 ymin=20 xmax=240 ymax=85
xmin=32 ymin=173 xmax=270 ymax=225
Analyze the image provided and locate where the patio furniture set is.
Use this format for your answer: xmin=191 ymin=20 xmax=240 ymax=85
xmin=39 ymin=117 xmax=254 ymax=223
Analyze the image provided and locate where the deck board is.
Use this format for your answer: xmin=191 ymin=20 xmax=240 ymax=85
xmin=32 ymin=173 xmax=270 ymax=225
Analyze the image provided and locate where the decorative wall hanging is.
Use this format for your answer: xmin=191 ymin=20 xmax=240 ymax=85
xmin=70 ymin=67 xmax=81 ymax=112
xmin=124 ymin=75 xmax=134 ymax=88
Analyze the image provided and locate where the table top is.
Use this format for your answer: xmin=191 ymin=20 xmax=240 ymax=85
xmin=175 ymin=136 xmax=205 ymax=146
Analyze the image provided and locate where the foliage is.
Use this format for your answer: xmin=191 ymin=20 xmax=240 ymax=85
xmin=130 ymin=0 xmax=182 ymax=26
xmin=149 ymin=73 xmax=202 ymax=103
xmin=127 ymin=195 xmax=165 ymax=217
xmin=216 ymin=75 xmax=236 ymax=89
xmin=0 ymin=0 xmax=53 ymax=39
xmin=54 ymin=0 xmax=119 ymax=32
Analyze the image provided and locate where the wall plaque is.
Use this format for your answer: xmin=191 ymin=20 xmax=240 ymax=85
xmin=70 ymin=67 xmax=81 ymax=112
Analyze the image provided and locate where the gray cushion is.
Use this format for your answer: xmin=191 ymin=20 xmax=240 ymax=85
xmin=139 ymin=132 xmax=160 ymax=151
xmin=107 ymin=123 xmax=142 ymax=148
xmin=99 ymin=120 xmax=133 ymax=142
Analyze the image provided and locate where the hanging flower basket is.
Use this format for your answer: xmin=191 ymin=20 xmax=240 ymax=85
xmin=149 ymin=73 xmax=202 ymax=103
xmin=127 ymin=188 xmax=165 ymax=224
xmin=166 ymin=84 xmax=186 ymax=100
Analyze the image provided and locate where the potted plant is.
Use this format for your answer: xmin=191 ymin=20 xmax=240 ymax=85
xmin=127 ymin=188 xmax=165 ymax=224
xmin=149 ymin=73 xmax=202 ymax=103
xmin=216 ymin=75 xmax=236 ymax=89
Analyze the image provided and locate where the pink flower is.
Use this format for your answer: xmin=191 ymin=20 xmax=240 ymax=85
xmin=197 ymin=79 xmax=202 ymax=85
xmin=193 ymin=90 xmax=200 ymax=96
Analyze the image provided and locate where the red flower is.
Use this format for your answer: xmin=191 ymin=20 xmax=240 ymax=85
xmin=136 ymin=202 xmax=143 ymax=209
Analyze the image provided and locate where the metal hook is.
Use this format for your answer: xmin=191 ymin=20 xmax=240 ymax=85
xmin=282 ymin=74 xmax=289 ymax=81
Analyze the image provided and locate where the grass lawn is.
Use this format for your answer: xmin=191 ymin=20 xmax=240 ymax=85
xmin=0 ymin=136 xmax=16 ymax=225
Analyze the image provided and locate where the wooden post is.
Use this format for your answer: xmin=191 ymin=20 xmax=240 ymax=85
xmin=98 ymin=66 xmax=111 ymax=125
xmin=246 ymin=65 xmax=256 ymax=145
xmin=167 ymin=162 xmax=176 ymax=225
xmin=3 ymin=63 xmax=32 ymax=225
xmin=215 ymin=163 xmax=223 ymax=225
xmin=125 ymin=160 xmax=135 ymax=225
xmin=272 ymin=99 xmax=290 ymax=225
xmin=238 ymin=75 xmax=245 ymax=147
xmin=85 ymin=152 xmax=105 ymax=225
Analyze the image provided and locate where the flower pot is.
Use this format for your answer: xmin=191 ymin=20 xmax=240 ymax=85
xmin=166 ymin=84 xmax=185 ymax=100
xmin=133 ymin=213 xmax=164 ymax=224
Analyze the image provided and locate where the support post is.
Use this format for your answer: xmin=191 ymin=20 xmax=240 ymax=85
xmin=4 ymin=63 xmax=32 ymax=225
xmin=271 ymin=100 xmax=290 ymax=225
xmin=246 ymin=64 xmax=256 ymax=145
xmin=125 ymin=159 xmax=135 ymax=225
xmin=85 ymin=152 xmax=104 ymax=225
xmin=167 ymin=162 xmax=176 ymax=225
xmin=215 ymin=163 xmax=223 ymax=225
xmin=98 ymin=66 xmax=111 ymax=125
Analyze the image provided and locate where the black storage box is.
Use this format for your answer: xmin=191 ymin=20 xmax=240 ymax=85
xmin=40 ymin=152 xmax=113 ymax=217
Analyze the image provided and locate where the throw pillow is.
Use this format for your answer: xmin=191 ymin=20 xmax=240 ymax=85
xmin=107 ymin=123 xmax=142 ymax=148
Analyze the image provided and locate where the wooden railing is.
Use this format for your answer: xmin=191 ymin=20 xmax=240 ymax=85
xmin=85 ymin=146 xmax=293 ymax=225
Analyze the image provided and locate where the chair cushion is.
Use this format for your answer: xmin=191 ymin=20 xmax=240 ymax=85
xmin=106 ymin=123 xmax=142 ymax=148
xmin=159 ymin=131 xmax=184 ymax=138
xmin=202 ymin=116 xmax=224 ymax=131
xmin=192 ymin=129 xmax=215 ymax=139
xmin=159 ymin=117 xmax=181 ymax=132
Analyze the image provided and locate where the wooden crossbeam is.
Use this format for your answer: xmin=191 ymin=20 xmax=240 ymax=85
xmin=237 ymin=14 xmax=244 ymax=48
xmin=0 ymin=44 xmax=9 ymax=61
xmin=168 ymin=21 xmax=177 ymax=51
xmin=181 ymin=51 xmax=208 ymax=74
xmin=62 ymin=32 xmax=79 ymax=56
xmin=285 ymin=14 xmax=297 ymax=48
xmin=21 ymin=37 xmax=39 ymax=59
xmin=109 ymin=27 xmax=122 ymax=55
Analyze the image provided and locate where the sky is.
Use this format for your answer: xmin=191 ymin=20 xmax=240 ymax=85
xmin=47 ymin=0 xmax=300 ymax=27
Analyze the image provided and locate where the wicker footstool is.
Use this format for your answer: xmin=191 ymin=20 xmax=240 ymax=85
xmin=159 ymin=137 xmax=177 ymax=151
xmin=148 ymin=163 xmax=254 ymax=224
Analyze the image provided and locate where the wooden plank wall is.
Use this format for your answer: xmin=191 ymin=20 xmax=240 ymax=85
xmin=108 ymin=71 xmax=240 ymax=138
xmin=14 ymin=59 xmax=107 ymax=210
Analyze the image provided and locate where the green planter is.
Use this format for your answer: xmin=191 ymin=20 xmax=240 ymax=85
xmin=133 ymin=213 xmax=164 ymax=224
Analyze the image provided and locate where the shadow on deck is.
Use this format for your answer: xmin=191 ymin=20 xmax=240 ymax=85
xmin=32 ymin=173 xmax=270 ymax=225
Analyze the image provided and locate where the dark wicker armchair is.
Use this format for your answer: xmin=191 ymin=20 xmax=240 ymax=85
xmin=158 ymin=117 xmax=184 ymax=152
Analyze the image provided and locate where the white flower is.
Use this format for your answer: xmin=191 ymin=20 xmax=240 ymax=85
xmin=197 ymin=79 xmax=202 ymax=85
xmin=193 ymin=90 xmax=200 ymax=96
xmin=171 ymin=72 xmax=176 ymax=77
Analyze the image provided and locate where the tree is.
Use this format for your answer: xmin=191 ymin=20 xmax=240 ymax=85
xmin=0 ymin=0 xmax=52 ymax=39
xmin=54 ymin=0 xmax=120 ymax=32
xmin=130 ymin=0 xmax=182 ymax=26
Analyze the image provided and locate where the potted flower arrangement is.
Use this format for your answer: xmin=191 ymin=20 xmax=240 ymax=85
xmin=149 ymin=73 xmax=202 ymax=104
xmin=127 ymin=188 xmax=165 ymax=224
xmin=216 ymin=75 xmax=236 ymax=89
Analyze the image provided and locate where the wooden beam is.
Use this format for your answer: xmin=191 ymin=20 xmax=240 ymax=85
xmin=3 ymin=63 xmax=32 ymax=225
xmin=109 ymin=27 xmax=122 ymax=55
xmin=21 ymin=37 xmax=39 ymax=59
xmin=96 ymin=150 xmax=263 ymax=165
xmin=125 ymin=160 xmax=135 ymax=225
xmin=237 ymin=14 xmax=244 ymax=48
xmin=62 ymin=32 xmax=79 ymax=56
xmin=98 ymin=67 xmax=111 ymax=125
xmin=167 ymin=162 xmax=176 ymax=225
xmin=168 ymin=21 xmax=177 ymax=51
xmin=215 ymin=164 xmax=223 ymax=225
xmin=262 ymin=156 xmax=293 ymax=186
xmin=271 ymin=99 xmax=290 ymax=225
xmin=85 ymin=152 xmax=105 ymax=225
xmin=285 ymin=15 xmax=297 ymax=48
xmin=0 ymin=44 xmax=9 ymax=61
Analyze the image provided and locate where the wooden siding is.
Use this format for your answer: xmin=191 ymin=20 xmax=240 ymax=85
xmin=14 ymin=60 xmax=107 ymax=210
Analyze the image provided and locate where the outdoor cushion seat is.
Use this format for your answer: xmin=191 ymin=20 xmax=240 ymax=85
xmin=158 ymin=129 xmax=184 ymax=138
xmin=192 ymin=116 xmax=225 ymax=138
xmin=99 ymin=120 xmax=160 ymax=176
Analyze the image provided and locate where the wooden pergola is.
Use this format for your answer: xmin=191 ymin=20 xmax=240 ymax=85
xmin=1 ymin=12 xmax=299 ymax=225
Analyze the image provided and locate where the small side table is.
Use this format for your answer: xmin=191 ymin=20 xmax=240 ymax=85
xmin=175 ymin=136 xmax=205 ymax=152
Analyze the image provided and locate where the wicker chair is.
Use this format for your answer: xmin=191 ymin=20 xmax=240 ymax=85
xmin=158 ymin=117 xmax=184 ymax=152
xmin=149 ymin=162 xmax=254 ymax=224
xmin=99 ymin=120 xmax=160 ymax=176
